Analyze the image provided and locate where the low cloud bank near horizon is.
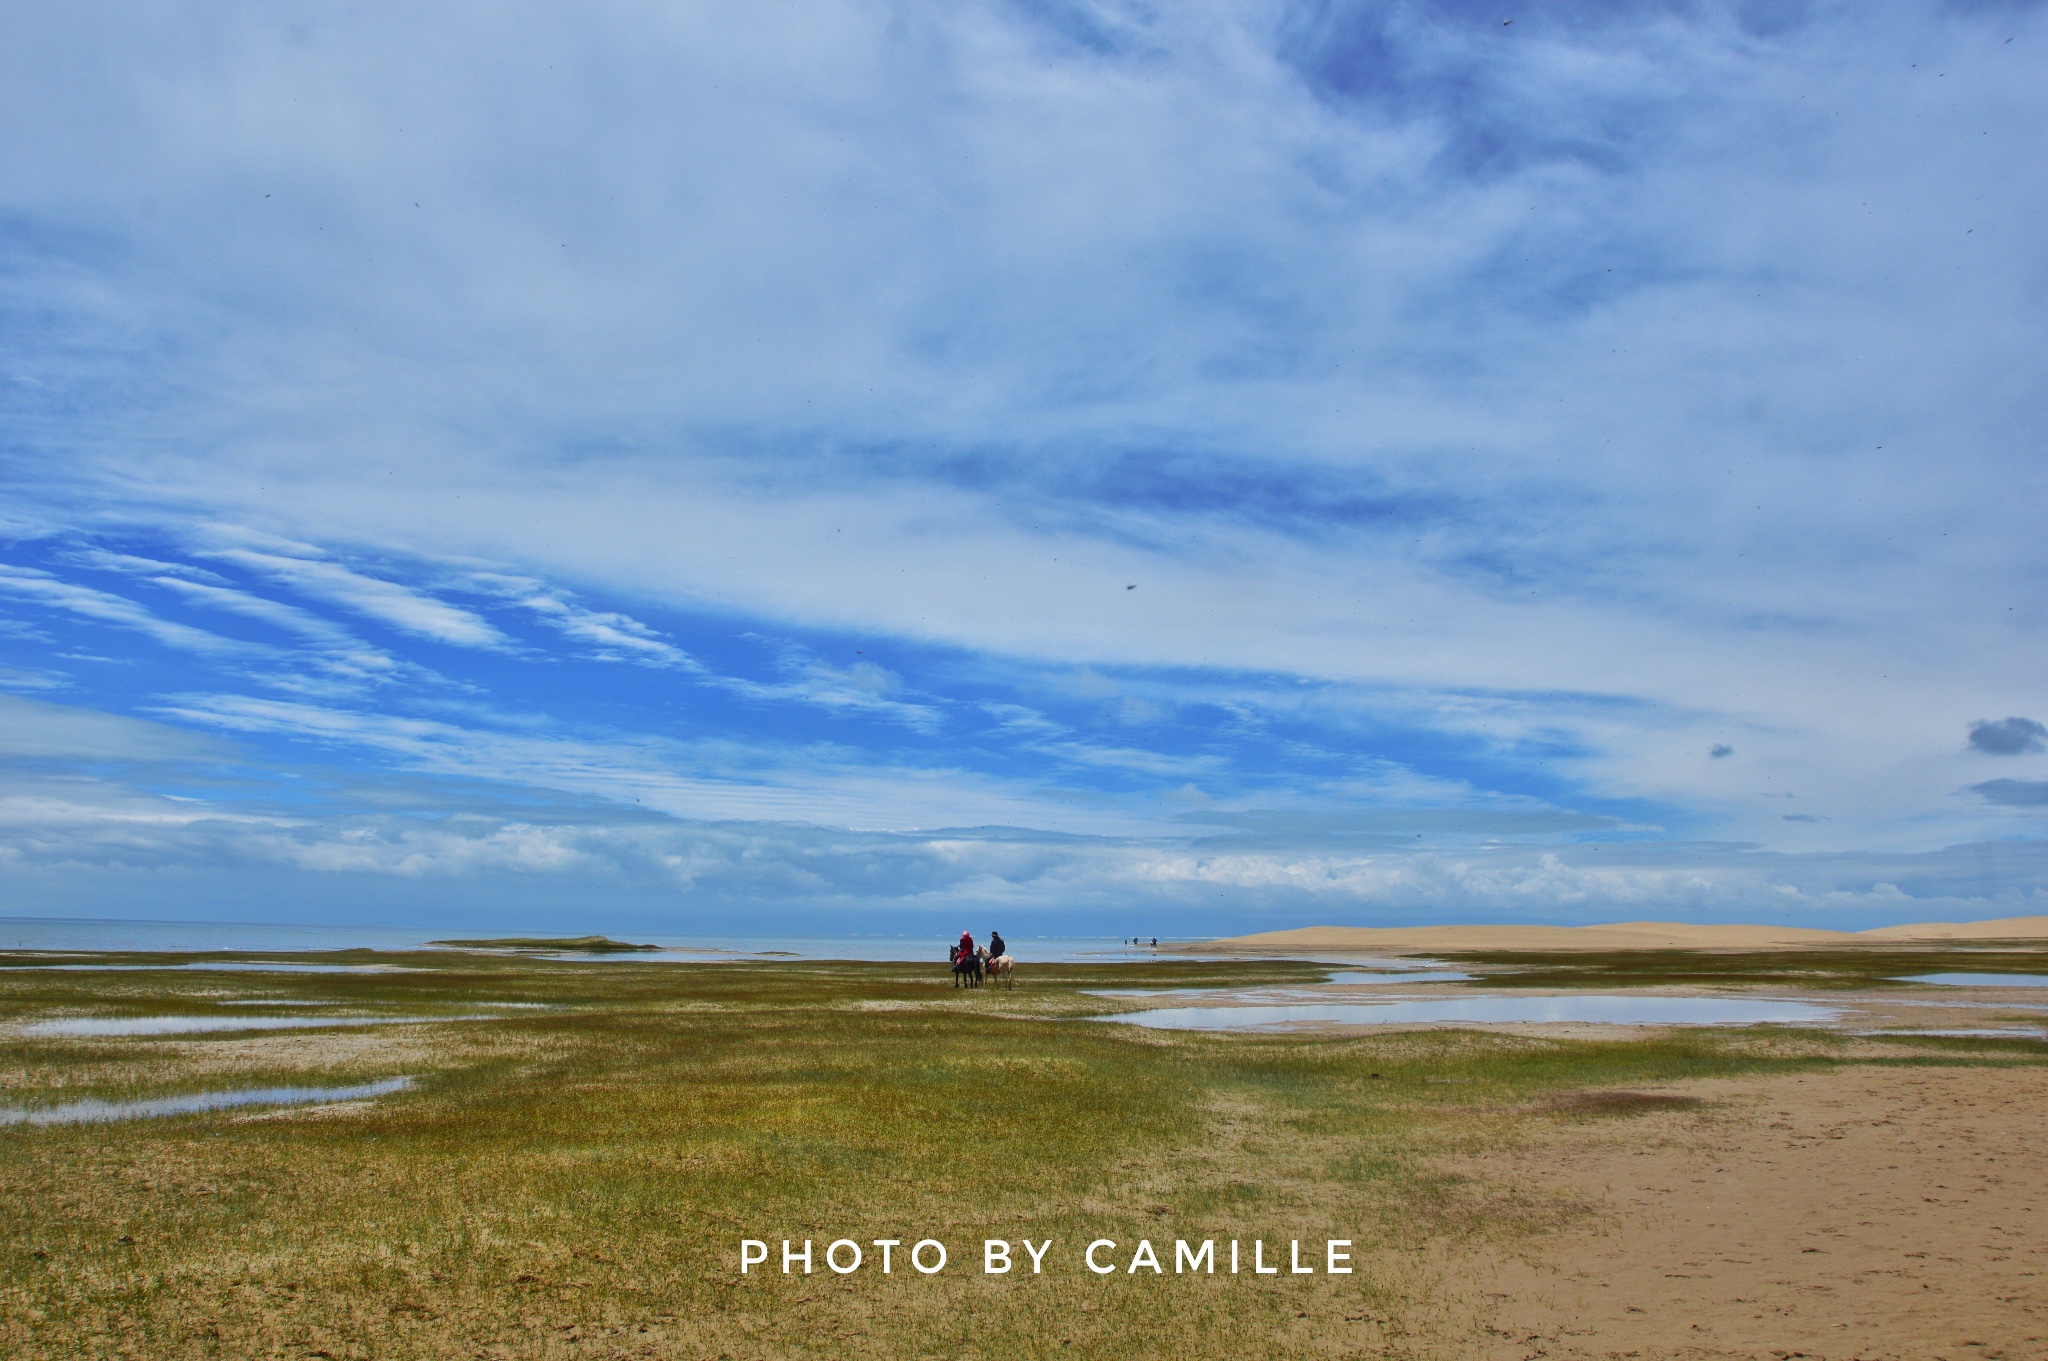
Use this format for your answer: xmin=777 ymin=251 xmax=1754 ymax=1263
xmin=2 ymin=693 xmax=2043 ymax=934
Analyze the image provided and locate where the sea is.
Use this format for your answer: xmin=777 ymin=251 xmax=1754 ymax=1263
xmin=0 ymin=917 xmax=1181 ymax=963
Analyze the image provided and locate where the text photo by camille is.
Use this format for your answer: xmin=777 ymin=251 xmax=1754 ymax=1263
xmin=740 ymin=1237 xmax=1356 ymax=1277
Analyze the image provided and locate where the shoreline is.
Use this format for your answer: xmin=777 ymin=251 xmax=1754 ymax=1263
xmin=1178 ymin=913 xmax=2048 ymax=954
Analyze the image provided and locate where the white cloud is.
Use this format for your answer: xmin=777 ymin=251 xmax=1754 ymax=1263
xmin=707 ymin=650 xmax=946 ymax=732
xmin=63 ymin=547 xmax=227 ymax=582
xmin=145 ymin=692 xmax=1153 ymax=834
xmin=1 ymin=760 xmax=2042 ymax=928
xmin=147 ymin=575 xmax=350 ymax=643
xmin=0 ymin=565 xmax=263 ymax=659
xmin=0 ymin=693 xmax=231 ymax=762
xmin=206 ymin=548 xmax=509 ymax=650
xmin=462 ymin=572 xmax=696 ymax=667
xmin=0 ymin=664 xmax=67 ymax=692
xmin=145 ymin=575 xmax=410 ymax=689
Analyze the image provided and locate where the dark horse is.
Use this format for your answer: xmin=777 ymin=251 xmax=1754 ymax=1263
xmin=949 ymin=943 xmax=983 ymax=988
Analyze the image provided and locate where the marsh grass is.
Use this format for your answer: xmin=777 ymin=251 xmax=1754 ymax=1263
xmin=1432 ymin=945 xmax=2048 ymax=990
xmin=3 ymin=951 xmax=2043 ymax=1359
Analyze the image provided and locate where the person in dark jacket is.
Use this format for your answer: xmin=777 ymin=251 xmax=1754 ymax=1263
xmin=988 ymin=930 xmax=1006 ymax=959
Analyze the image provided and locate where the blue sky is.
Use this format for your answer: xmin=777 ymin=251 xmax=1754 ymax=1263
xmin=1 ymin=0 xmax=2044 ymax=934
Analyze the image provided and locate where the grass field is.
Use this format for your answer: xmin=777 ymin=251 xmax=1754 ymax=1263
xmin=3 ymin=950 xmax=2043 ymax=1359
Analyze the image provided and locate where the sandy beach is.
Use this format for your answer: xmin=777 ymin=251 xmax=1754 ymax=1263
xmin=1442 ymin=1063 xmax=2048 ymax=1359
xmin=1196 ymin=915 xmax=2048 ymax=953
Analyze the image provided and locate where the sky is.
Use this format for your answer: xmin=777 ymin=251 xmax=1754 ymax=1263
xmin=1 ymin=0 xmax=2044 ymax=936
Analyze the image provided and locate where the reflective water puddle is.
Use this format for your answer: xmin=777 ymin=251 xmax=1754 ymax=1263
xmin=213 ymin=999 xmax=547 ymax=1008
xmin=1326 ymin=970 xmax=1476 ymax=985
xmin=0 ymin=1077 xmax=414 ymax=1126
xmin=1097 ymin=995 xmax=1839 ymax=1030
xmin=1901 ymin=973 xmax=2048 ymax=988
xmin=1088 ymin=969 xmax=1473 ymax=1001
xmin=1858 ymin=1028 xmax=2044 ymax=1039
xmin=2 ymin=962 xmax=413 ymax=974
xmin=18 ymin=1014 xmax=488 ymax=1038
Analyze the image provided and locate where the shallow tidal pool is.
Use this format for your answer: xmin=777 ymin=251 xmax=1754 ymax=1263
xmin=0 ymin=1077 xmax=415 ymax=1126
xmin=1901 ymin=973 xmax=2048 ymax=988
xmin=1097 ymin=994 xmax=1841 ymax=1030
xmin=15 ymin=1013 xmax=489 ymax=1038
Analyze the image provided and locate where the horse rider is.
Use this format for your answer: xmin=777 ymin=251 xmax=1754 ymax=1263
xmin=988 ymin=929 xmax=1005 ymax=960
xmin=958 ymin=930 xmax=974 ymax=960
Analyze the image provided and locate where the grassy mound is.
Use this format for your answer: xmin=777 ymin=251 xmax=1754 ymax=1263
xmin=427 ymin=935 xmax=661 ymax=953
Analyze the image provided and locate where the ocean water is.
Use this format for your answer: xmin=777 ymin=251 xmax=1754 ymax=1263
xmin=0 ymin=918 xmax=1166 ymax=962
xmin=0 ymin=919 xmax=443 ymax=953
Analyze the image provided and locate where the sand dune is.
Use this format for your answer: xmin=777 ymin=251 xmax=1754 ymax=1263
xmin=1204 ymin=914 xmax=2048 ymax=952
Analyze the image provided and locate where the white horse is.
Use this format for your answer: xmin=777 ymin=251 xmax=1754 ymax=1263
xmin=984 ymin=952 xmax=1015 ymax=988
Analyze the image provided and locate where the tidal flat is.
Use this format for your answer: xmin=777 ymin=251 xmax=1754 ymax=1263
xmin=2 ymin=947 xmax=2045 ymax=1359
